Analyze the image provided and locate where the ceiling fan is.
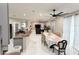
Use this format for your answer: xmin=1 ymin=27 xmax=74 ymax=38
xmin=50 ymin=9 xmax=63 ymax=17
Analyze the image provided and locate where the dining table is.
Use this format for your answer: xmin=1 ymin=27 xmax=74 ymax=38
xmin=43 ymin=31 xmax=62 ymax=47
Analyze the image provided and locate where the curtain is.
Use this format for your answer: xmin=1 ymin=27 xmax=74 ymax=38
xmin=63 ymin=16 xmax=72 ymax=45
xmin=73 ymin=15 xmax=79 ymax=50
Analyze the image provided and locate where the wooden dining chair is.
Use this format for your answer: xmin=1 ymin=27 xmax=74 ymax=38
xmin=52 ymin=40 xmax=67 ymax=55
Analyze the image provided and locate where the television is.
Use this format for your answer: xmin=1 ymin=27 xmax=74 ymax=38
xmin=35 ymin=24 xmax=41 ymax=34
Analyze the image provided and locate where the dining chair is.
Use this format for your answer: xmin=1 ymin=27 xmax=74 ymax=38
xmin=52 ymin=40 xmax=67 ymax=55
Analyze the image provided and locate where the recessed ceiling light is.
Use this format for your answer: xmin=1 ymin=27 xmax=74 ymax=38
xmin=39 ymin=13 xmax=42 ymax=16
xmin=24 ymin=13 xmax=26 ymax=16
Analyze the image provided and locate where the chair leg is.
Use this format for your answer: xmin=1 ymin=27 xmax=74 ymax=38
xmin=58 ymin=50 xmax=60 ymax=55
xmin=44 ymin=41 xmax=46 ymax=46
xmin=64 ymin=51 xmax=66 ymax=55
xmin=53 ymin=47 xmax=54 ymax=52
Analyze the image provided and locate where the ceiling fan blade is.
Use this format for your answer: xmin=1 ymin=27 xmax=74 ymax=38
xmin=53 ymin=9 xmax=56 ymax=15
xmin=50 ymin=13 xmax=56 ymax=17
xmin=50 ymin=14 xmax=53 ymax=15
xmin=57 ymin=12 xmax=63 ymax=15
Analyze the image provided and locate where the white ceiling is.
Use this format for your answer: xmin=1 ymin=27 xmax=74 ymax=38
xmin=9 ymin=3 xmax=79 ymax=21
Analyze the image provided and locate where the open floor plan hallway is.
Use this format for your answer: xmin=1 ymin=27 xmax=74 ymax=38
xmin=8 ymin=30 xmax=78 ymax=55
xmin=21 ymin=30 xmax=55 ymax=55
xmin=20 ymin=30 xmax=77 ymax=55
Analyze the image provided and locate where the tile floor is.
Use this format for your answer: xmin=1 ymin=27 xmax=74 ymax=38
xmin=8 ymin=30 xmax=78 ymax=55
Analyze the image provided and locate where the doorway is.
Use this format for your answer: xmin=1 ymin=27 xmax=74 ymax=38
xmin=35 ymin=24 xmax=41 ymax=34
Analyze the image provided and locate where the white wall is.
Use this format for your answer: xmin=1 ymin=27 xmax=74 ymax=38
xmin=53 ymin=16 xmax=63 ymax=36
xmin=0 ymin=11 xmax=1 ymax=54
xmin=0 ymin=3 xmax=9 ymax=51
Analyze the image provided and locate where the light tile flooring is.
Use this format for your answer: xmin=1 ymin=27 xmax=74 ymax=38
xmin=8 ymin=30 xmax=78 ymax=55
xmin=21 ymin=30 xmax=55 ymax=55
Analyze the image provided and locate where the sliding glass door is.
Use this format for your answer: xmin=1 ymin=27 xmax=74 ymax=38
xmin=74 ymin=15 xmax=79 ymax=51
